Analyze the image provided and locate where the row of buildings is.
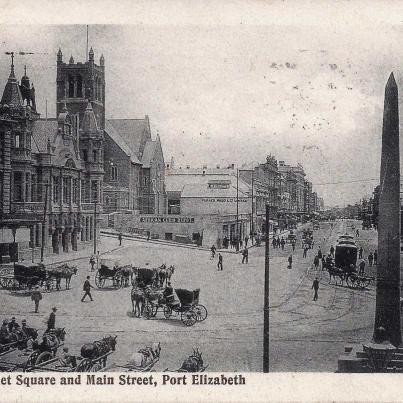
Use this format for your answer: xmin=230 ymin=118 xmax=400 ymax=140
xmin=0 ymin=47 xmax=324 ymax=261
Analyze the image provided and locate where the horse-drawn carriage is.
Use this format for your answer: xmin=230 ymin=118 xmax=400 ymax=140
xmin=302 ymin=229 xmax=314 ymax=249
xmin=286 ymin=231 xmax=297 ymax=244
xmin=95 ymin=256 xmax=132 ymax=288
xmin=143 ymin=287 xmax=208 ymax=327
xmin=0 ymin=263 xmax=77 ymax=292
xmin=326 ymin=242 xmax=374 ymax=289
xmin=165 ymin=349 xmax=208 ymax=372
xmin=0 ymin=327 xmax=66 ymax=372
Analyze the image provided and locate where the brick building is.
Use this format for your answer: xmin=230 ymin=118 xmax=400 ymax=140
xmin=0 ymin=50 xmax=104 ymax=262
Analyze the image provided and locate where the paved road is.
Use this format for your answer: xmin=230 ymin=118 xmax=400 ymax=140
xmin=0 ymin=220 xmax=381 ymax=372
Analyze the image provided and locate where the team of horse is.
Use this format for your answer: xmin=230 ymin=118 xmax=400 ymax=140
xmin=80 ymin=335 xmax=117 ymax=368
xmin=126 ymin=342 xmax=161 ymax=369
xmin=47 ymin=264 xmax=78 ymax=290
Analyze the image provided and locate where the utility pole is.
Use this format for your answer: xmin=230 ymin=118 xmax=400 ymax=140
xmin=236 ymin=168 xmax=239 ymax=250
xmin=251 ymin=175 xmax=254 ymax=242
xmin=40 ymin=181 xmax=49 ymax=263
xmin=263 ymin=204 xmax=270 ymax=372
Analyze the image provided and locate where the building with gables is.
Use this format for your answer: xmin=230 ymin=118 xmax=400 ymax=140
xmin=0 ymin=49 xmax=104 ymax=262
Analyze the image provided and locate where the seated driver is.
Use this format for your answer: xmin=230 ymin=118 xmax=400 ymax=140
xmin=163 ymin=282 xmax=179 ymax=306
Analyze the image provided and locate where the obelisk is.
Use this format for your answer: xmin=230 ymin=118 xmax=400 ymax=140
xmin=373 ymin=72 xmax=401 ymax=347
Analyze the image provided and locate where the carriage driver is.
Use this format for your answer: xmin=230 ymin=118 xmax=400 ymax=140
xmin=163 ymin=282 xmax=178 ymax=306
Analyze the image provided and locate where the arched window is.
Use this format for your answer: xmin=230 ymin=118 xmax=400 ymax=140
xmin=68 ymin=75 xmax=74 ymax=97
xmin=77 ymin=75 xmax=83 ymax=97
xmin=98 ymin=78 xmax=103 ymax=100
xmin=95 ymin=76 xmax=99 ymax=100
xmin=111 ymin=166 xmax=118 ymax=181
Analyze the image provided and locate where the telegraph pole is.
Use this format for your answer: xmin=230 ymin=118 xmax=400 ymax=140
xmin=263 ymin=204 xmax=270 ymax=372
xmin=40 ymin=181 xmax=49 ymax=263
xmin=251 ymin=175 xmax=254 ymax=243
xmin=236 ymin=168 xmax=239 ymax=250
xmin=93 ymin=199 xmax=97 ymax=255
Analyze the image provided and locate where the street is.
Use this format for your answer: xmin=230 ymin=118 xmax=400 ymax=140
xmin=0 ymin=219 xmax=381 ymax=371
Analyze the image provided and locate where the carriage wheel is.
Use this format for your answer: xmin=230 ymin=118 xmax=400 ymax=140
xmin=361 ymin=279 xmax=371 ymax=289
xmin=24 ymin=351 xmax=39 ymax=371
xmin=95 ymin=272 xmax=103 ymax=288
xmin=144 ymin=303 xmax=157 ymax=319
xmin=75 ymin=358 xmax=90 ymax=372
xmin=193 ymin=304 xmax=208 ymax=322
xmin=163 ymin=306 xmax=172 ymax=319
xmin=181 ymin=309 xmax=197 ymax=326
xmin=346 ymin=275 xmax=358 ymax=289
xmin=35 ymin=351 xmax=53 ymax=366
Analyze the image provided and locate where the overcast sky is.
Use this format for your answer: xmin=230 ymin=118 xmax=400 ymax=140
xmin=1 ymin=1 xmax=403 ymax=207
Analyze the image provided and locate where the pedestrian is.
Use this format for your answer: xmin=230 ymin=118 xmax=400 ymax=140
xmin=245 ymin=236 xmax=249 ymax=248
xmin=242 ymin=248 xmax=249 ymax=264
xmin=239 ymin=238 xmax=243 ymax=249
xmin=373 ymin=250 xmax=378 ymax=265
xmin=288 ymin=255 xmax=292 ymax=269
xmin=359 ymin=259 xmax=365 ymax=276
xmin=46 ymin=307 xmax=57 ymax=333
xmin=210 ymin=245 xmax=216 ymax=259
xmin=312 ymin=277 xmax=319 ymax=301
xmin=329 ymin=245 xmax=335 ymax=257
xmin=291 ymin=241 xmax=295 ymax=252
xmin=321 ymin=256 xmax=326 ymax=271
xmin=356 ymin=229 xmax=360 ymax=237
xmin=303 ymin=247 xmax=308 ymax=258
xmin=118 ymin=232 xmax=123 ymax=246
xmin=317 ymin=247 xmax=322 ymax=259
xmin=147 ymin=231 xmax=151 ymax=241
xmin=272 ymin=237 xmax=276 ymax=249
xmin=313 ymin=255 xmax=320 ymax=270
xmin=81 ymin=276 xmax=94 ymax=302
xmin=368 ymin=252 xmax=373 ymax=267
xmin=31 ymin=286 xmax=42 ymax=313
xmin=89 ymin=255 xmax=95 ymax=271
xmin=358 ymin=247 xmax=363 ymax=259
xmin=277 ymin=237 xmax=281 ymax=248
xmin=217 ymin=253 xmax=223 ymax=271
xmin=281 ymin=237 xmax=285 ymax=250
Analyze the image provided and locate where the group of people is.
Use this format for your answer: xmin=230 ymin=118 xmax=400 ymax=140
xmin=272 ymin=236 xmax=286 ymax=250
xmin=221 ymin=235 xmax=251 ymax=250
xmin=358 ymin=247 xmax=377 ymax=266
xmin=0 ymin=317 xmax=33 ymax=344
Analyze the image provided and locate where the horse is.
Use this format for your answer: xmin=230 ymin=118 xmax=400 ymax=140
xmin=328 ymin=266 xmax=345 ymax=286
xmin=179 ymin=349 xmax=205 ymax=372
xmin=127 ymin=342 xmax=161 ymax=369
xmin=120 ymin=265 xmax=133 ymax=287
xmin=81 ymin=335 xmax=117 ymax=367
xmin=154 ymin=264 xmax=175 ymax=287
xmin=47 ymin=264 xmax=77 ymax=290
xmin=40 ymin=328 xmax=66 ymax=357
xmin=131 ymin=287 xmax=146 ymax=317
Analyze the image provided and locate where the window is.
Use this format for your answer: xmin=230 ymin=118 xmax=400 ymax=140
xmin=0 ymin=133 xmax=4 ymax=164
xmin=91 ymin=180 xmax=98 ymax=202
xmin=63 ymin=177 xmax=71 ymax=204
xmin=25 ymin=173 xmax=30 ymax=202
xmin=77 ymin=75 xmax=83 ymax=97
xmin=13 ymin=172 xmax=23 ymax=201
xmin=93 ymin=150 xmax=98 ymax=162
xmin=68 ymin=75 xmax=74 ymax=97
xmin=81 ymin=179 xmax=86 ymax=202
xmin=53 ymin=176 xmax=60 ymax=203
xmin=82 ymin=149 xmax=88 ymax=162
xmin=73 ymin=178 xmax=79 ymax=204
xmin=111 ymin=166 xmax=118 ymax=181
xmin=168 ymin=199 xmax=181 ymax=215
xmin=15 ymin=133 xmax=20 ymax=148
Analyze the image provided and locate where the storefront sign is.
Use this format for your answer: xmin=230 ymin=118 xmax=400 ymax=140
xmin=140 ymin=216 xmax=195 ymax=223
xmin=201 ymin=198 xmax=248 ymax=203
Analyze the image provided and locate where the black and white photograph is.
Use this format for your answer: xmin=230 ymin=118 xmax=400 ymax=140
xmin=2 ymin=1 xmax=403 ymax=401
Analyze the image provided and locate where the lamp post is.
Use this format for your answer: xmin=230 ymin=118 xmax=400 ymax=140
xmin=40 ymin=181 xmax=49 ymax=263
xmin=263 ymin=204 xmax=270 ymax=372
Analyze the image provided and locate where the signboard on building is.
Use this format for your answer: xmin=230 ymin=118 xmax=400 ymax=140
xmin=140 ymin=216 xmax=195 ymax=223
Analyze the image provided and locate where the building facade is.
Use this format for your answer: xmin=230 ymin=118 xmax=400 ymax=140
xmin=0 ymin=50 xmax=104 ymax=262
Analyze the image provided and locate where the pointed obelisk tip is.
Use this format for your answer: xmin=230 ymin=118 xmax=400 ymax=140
xmin=386 ymin=72 xmax=397 ymax=88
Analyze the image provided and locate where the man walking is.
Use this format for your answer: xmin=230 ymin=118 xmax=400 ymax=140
xmin=31 ymin=286 xmax=42 ymax=313
xmin=359 ymin=259 xmax=365 ymax=276
xmin=118 ymin=233 xmax=123 ymax=246
xmin=245 ymin=236 xmax=249 ymax=248
xmin=368 ymin=252 xmax=374 ymax=267
xmin=356 ymin=229 xmax=360 ymax=237
xmin=329 ymin=245 xmax=335 ymax=258
xmin=280 ymin=237 xmax=285 ymax=250
xmin=288 ymin=255 xmax=293 ymax=269
xmin=313 ymin=255 xmax=320 ymax=270
xmin=291 ymin=240 xmax=296 ymax=252
xmin=217 ymin=253 xmax=223 ymax=271
xmin=89 ymin=255 xmax=95 ymax=271
xmin=358 ymin=247 xmax=363 ymax=259
xmin=373 ymin=250 xmax=378 ymax=265
xmin=210 ymin=245 xmax=216 ymax=259
xmin=242 ymin=248 xmax=249 ymax=264
xmin=312 ymin=277 xmax=319 ymax=301
xmin=303 ymin=246 xmax=308 ymax=258
xmin=46 ymin=307 xmax=57 ymax=333
xmin=81 ymin=276 xmax=94 ymax=302
xmin=317 ymin=247 xmax=322 ymax=260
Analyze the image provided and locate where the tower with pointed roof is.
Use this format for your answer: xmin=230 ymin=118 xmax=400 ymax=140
xmin=56 ymin=47 xmax=105 ymax=130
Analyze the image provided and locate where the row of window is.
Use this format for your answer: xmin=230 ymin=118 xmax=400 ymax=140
xmin=81 ymin=148 xmax=101 ymax=163
xmin=67 ymin=75 xmax=103 ymax=101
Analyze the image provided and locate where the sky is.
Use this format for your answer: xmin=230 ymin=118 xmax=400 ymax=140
xmin=1 ymin=1 xmax=403 ymax=207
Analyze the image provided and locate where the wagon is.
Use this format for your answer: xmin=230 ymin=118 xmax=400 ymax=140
xmin=132 ymin=267 xmax=156 ymax=288
xmin=0 ymin=263 xmax=54 ymax=291
xmin=95 ymin=256 xmax=125 ymax=288
xmin=144 ymin=288 xmax=207 ymax=327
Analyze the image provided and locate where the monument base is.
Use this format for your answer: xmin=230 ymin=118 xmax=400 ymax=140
xmin=338 ymin=344 xmax=403 ymax=372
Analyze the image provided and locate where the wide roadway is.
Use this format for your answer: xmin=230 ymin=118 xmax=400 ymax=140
xmin=1 ymin=220 xmax=379 ymax=372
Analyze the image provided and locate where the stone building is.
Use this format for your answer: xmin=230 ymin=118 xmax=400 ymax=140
xmin=103 ymin=117 xmax=166 ymax=214
xmin=0 ymin=49 xmax=104 ymax=262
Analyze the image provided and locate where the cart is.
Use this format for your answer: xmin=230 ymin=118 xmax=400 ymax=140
xmin=95 ymin=256 xmax=125 ymax=288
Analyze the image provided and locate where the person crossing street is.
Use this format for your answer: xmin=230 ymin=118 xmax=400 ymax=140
xmin=242 ymin=248 xmax=249 ymax=264
xmin=312 ymin=278 xmax=319 ymax=301
xmin=81 ymin=276 xmax=94 ymax=302
xmin=217 ymin=253 xmax=223 ymax=271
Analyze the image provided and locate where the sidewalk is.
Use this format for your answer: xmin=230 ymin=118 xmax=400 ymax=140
xmin=101 ymin=222 xmax=309 ymax=254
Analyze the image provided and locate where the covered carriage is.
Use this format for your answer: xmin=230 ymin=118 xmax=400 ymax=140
xmin=95 ymin=255 xmax=130 ymax=288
